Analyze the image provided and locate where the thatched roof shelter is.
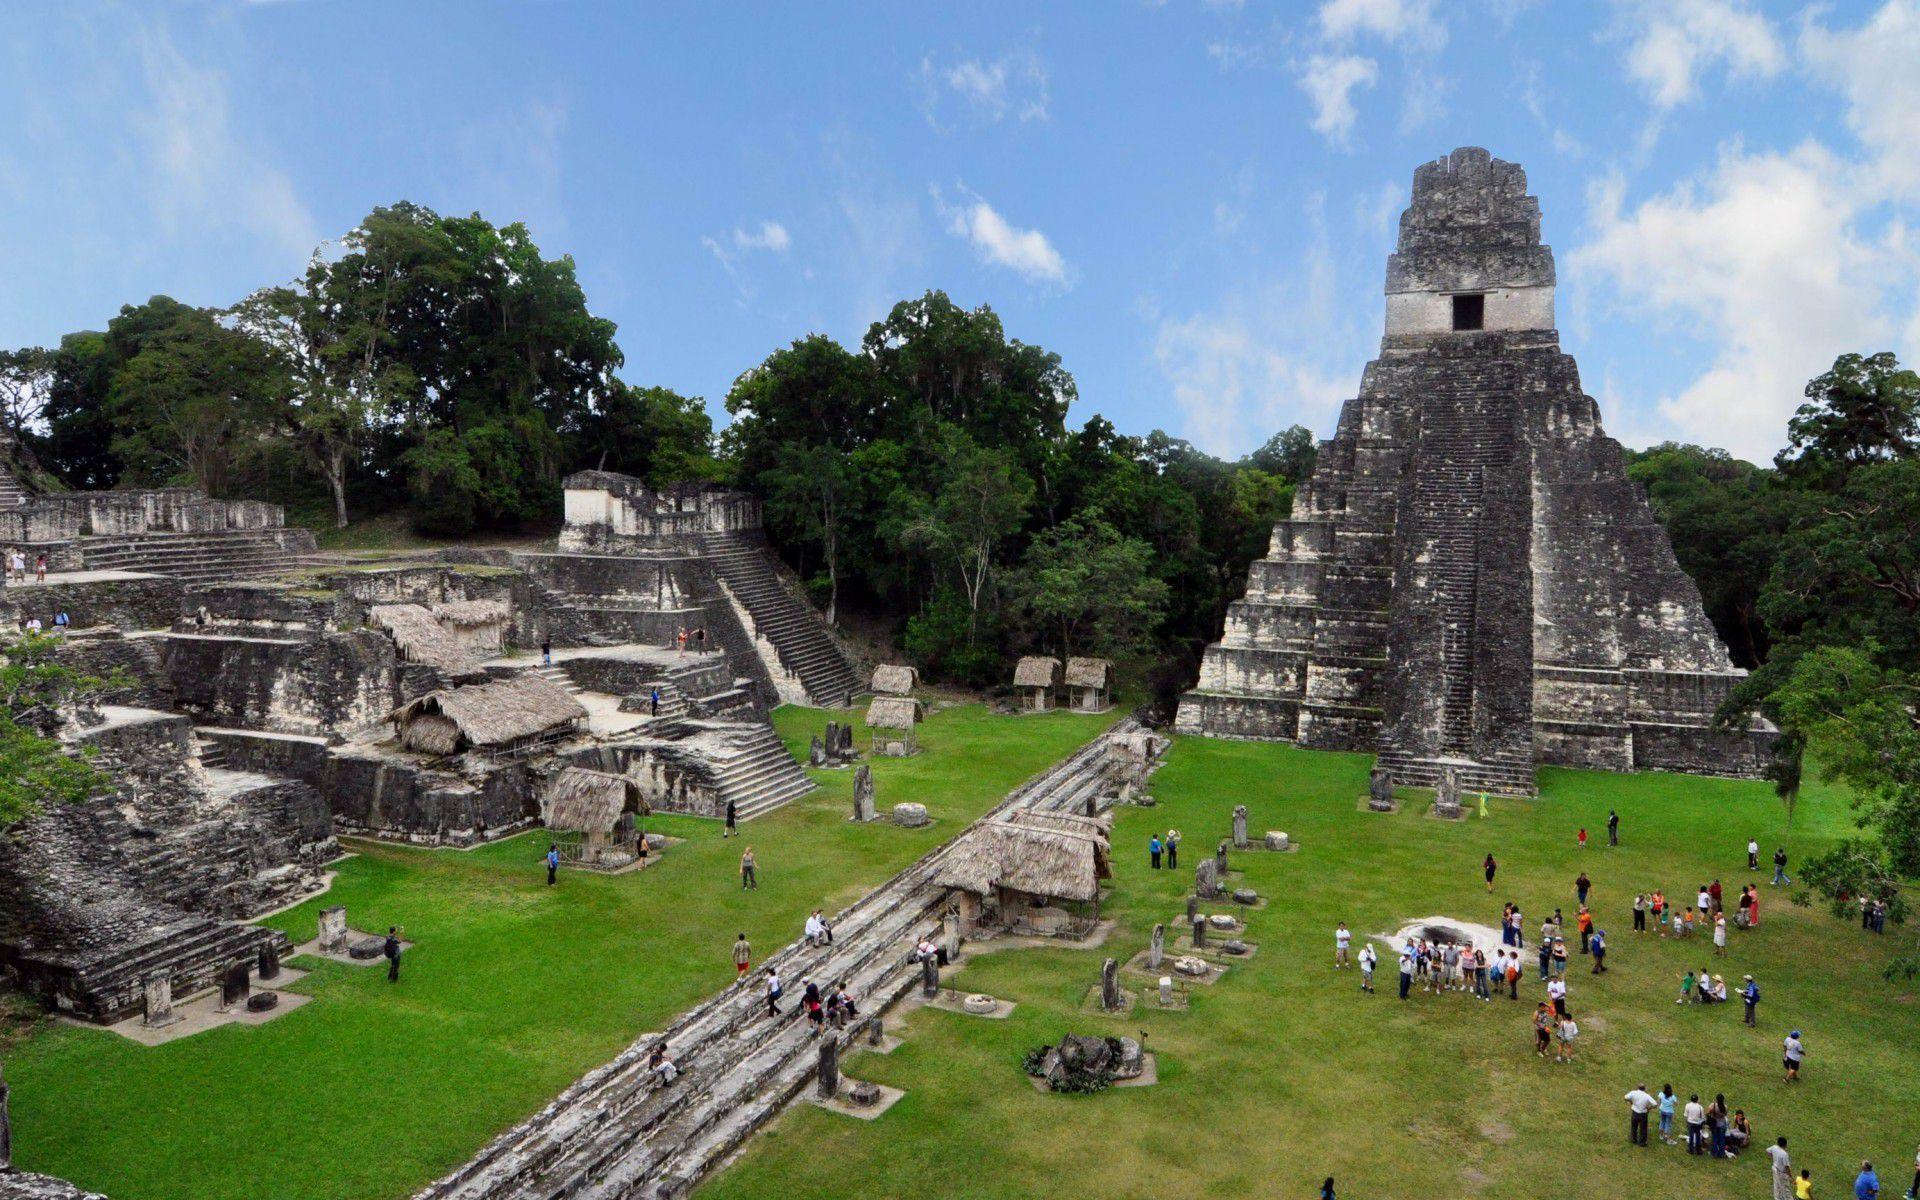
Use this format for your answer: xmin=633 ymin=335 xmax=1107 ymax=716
xmin=390 ymin=674 xmax=587 ymax=755
xmin=934 ymin=808 xmax=1111 ymax=903
xmin=432 ymin=599 xmax=510 ymax=627
xmin=370 ymin=603 xmax=483 ymax=673
xmin=1065 ymin=657 xmax=1114 ymax=691
xmin=864 ymin=696 xmax=923 ymax=731
xmin=871 ymin=663 xmax=917 ymax=695
xmin=1013 ymin=656 xmax=1061 ymax=689
xmin=543 ymin=767 xmax=645 ymax=833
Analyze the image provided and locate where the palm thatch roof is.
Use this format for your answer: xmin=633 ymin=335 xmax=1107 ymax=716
xmin=390 ymin=674 xmax=587 ymax=752
xmin=933 ymin=809 xmax=1111 ymax=902
xmin=432 ymin=599 xmax=510 ymax=627
xmin=864 ymin=696 xmax=923 ymax=730
xmin=369 ymin=603 xmax=484 ymax=673
xmin=1065 ymin=657 xmax=1114 ymax=690
xmin=871 ymin=663 xmax=917 ymax=695
xmin=543 ymin=767 xmax=645 ymax=832
xmin=1013 ymin=656 xmax=1061 ymax=688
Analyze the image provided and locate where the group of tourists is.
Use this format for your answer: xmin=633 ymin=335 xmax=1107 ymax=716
xmin=1749 ymin=837 xmax=1792 ymax=885
xmin=10 ymin=610 xmax=69 ymax=637
xmin=672 ymin=626 xmax=708 ymax=655
xmin=1632 ymin=878 xmax=1766 ymax=948
xmin=3 ymin=547 xmax=46 ymax=583
xmin=1624 ymin=1084 xmax=1758 ymax=1158
xmin=762 ymin=968 xmax=858 ymax=1033
xmin=1146 ymin=828 xmax=1182 ymax=870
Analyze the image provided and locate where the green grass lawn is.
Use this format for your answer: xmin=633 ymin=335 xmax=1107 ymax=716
xmin=702 ymin=738 xmax=1920 ymax=1200
xmin=3 ymin=703 xmax=1117 ymax=1200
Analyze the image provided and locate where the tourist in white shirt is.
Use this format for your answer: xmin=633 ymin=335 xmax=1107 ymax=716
xmin=1335 ymin=922 xmax=1351 ymax=968
xmin=1547 ymin=976 xmax=1567 ymax=1016
xmin=1624 ymin=1085 xmax=1657 ymax=1145
xmin=1768 ymin=1137 xmax=1794 ymax=1200
xmin=1683 ymin=1094 xmax=1708 ymax=1155
xmin=1357 ymin=943 xmax=1376 ymax=993
xmin=1783 ymin=1030 xmax=1805 ymax=1082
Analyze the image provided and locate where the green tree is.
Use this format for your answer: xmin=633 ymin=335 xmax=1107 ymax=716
xmin=101 ymin=297 xmax=287 ymax=496
xmin=760 ymin=442 xmax=856 ymax=624
xmin=1244 ymin=424 xmax=1318 ymax=482
xmin=899 ymin=430 xmax=1033 ymax=641
xmin=0 ymin=346 xmax=53 ymax=442
xmin=1627 ymin=443 xmax=1797 ymax=666
xmin=1777 ymin=352 xmax=1919 ymax=485
xmin=1011 ymin=513 xmax=1169 ymax=660
xmin=0 ymin=633 xmax=121 ymax=831
xmin=582 ymin=382 xmax=716 ymax=484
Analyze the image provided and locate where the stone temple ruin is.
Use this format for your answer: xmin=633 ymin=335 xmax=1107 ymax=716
xmin=0 ymin=467 xmax=857 ymax=1025
xmin=1177 ymin=148 xmax=1775 ymax=795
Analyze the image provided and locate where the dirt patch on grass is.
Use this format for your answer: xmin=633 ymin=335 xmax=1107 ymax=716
xmin=1477 ymin=1118 xmax=1515 ymax=1144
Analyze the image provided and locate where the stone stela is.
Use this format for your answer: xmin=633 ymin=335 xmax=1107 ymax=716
xmin=1177 ymin=146 xmax=1777 ymax=797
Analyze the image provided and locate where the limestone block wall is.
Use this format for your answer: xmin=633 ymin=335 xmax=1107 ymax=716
xmin=559 ymin=473 xmax=763 ymax=553
xmin=160 ymin=628 xmax=400 ymax=737
xmin=0 ymin=573 xmax=183 ymax=631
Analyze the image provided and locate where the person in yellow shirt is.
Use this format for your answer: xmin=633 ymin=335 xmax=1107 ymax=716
xmin=1796 ymin=1168 xmax=1813 ymax=1198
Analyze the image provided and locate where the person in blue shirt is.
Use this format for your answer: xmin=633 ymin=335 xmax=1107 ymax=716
xmin=545 ymin=843 xmax=560 ymax=886
xmin=1149 ymin=835 xmax=1162 ymax=870
xmin=1857 ymin=1162 xmax=1880 ymax=1200
xmin=1743 ymin=975 xmax=1761 ymax=1025
xmin=1657 ymin=1084 xmax=1678 ymax=1144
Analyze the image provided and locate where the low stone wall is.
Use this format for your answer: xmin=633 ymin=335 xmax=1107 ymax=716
xmin=204 ymin=730 xmax=538 ymax=845
xmin=181 ymin=583 xmax=346 ymax=632
xmin=0 ymin=573 xmax=183 ymax=632
xmin=160 ymin=629 xmax=399 ymax=737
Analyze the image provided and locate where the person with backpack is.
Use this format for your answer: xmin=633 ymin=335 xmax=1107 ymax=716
xmin=384 ymin=926 xmax=403 ymax=983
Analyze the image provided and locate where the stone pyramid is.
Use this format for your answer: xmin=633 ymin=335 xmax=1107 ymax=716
xmin=1176 ymin=147 xmax=1774 ymax=796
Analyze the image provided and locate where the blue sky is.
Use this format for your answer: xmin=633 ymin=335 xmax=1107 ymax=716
xmin=4 ymin=1 xmax=1916 ymax=465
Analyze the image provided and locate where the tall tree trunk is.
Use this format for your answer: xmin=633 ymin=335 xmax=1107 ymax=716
xmin=328 ymin=447 xmax=350 ymax=529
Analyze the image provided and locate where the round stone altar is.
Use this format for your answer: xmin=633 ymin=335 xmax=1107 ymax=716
xmin=962 ymin=993 xmax=999 ymax=1014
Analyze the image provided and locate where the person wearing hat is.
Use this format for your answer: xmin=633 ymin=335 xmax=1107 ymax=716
xmin=1783 ymin=1030 xmax=1805 ymax=1082
xmin=1590 ymin=928 xmax=1608 ymax=973
xmin=1743 ymin=974 xmax=1760 ymax=1026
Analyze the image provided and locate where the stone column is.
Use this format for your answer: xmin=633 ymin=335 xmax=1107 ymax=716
xmin=1099 ymin=957 xmax=1120 ymax=1012
xmin=142 ymin=972 xmax=178 ymax=1028
xmin=1368 ymin=766 xmax=1395 ymax=811
xmin=1192 ymin=915 xmax=1207 ymax=950
xmin=941 ymin=910 xmax=961 ymax=966
xmin=1148 ymin=923 xmax=1165 ymax=970
xmin=920 ymin=954 xmax=939 ymax=998
xmin=1434 ymin=767 xmax=1463 ymax=819
xmin=1214 ymin=840 xmax=1229 ymax=877
xmin=1195 ymin=859 xmax=1219 ymax=900
xmin=1232 ymin=804 xmax=1249 ymax=848
xmin=809 ymin=736 xmax=826 ymax=767
xmin=866 ymin=1016 xmax=885 ymax=1047
xmin=816 ymin=1033 xmax=840 ymax=1100
xmin=317 ymin=905 xmax=348 ymax=954
xmin=257 ymin=942 xmax=281 ymax=981
xmin=218 ymin=961 xmax=250 ymax=1013
xmin=852 ymin=765 xmax=876 ymax=822
xmin=1158 ymin=976 xmax=1174 ymax=1007
xmin=1186 ymin=894 xmax=1199 ymax=923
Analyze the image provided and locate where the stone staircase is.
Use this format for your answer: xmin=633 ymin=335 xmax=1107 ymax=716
xmin=0 ymin=461 xmax=30 ymax=508
xmin=79 ymin=529 xmax=318 ymax=584
xmin=417 ymin=720 xmax=1147 ymax=1200
xmin=697 ymin=534 xmax=859 ymax=707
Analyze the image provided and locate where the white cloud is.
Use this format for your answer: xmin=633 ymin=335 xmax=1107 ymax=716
xmin=1318 ymin=0 xmax=1446 ymax=51
xmin=702 ymin=219 xmax=792 ymax=268
xmin=132 ymin=19 xmax=317 ymax=260
xmin=1801 ymin=1 xmax=1920 ymax=200
xmin=937 ymin=187 xmax=1069 ymax=285
xmin=1150 ymin=194 xmax=1368 ymax=456
xmin=918 ymin=48 xmax=1049 ymax=127
xmin=1295 ymin=54 xmax=1378 ymax=146
xmin=1572 ymin=141 xmax=1914 ymax=463
xmin=1616 ymin=0 xmax=1784 ymax=110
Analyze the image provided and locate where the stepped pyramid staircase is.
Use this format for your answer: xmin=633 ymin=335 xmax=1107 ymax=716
xmin=1375 ymin=357 xmax=1536 ymax=796
xmin=696 ymin=532 xmax=859 ymax=707
xmin=79 ymin=529 xmax=319 ymax=585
